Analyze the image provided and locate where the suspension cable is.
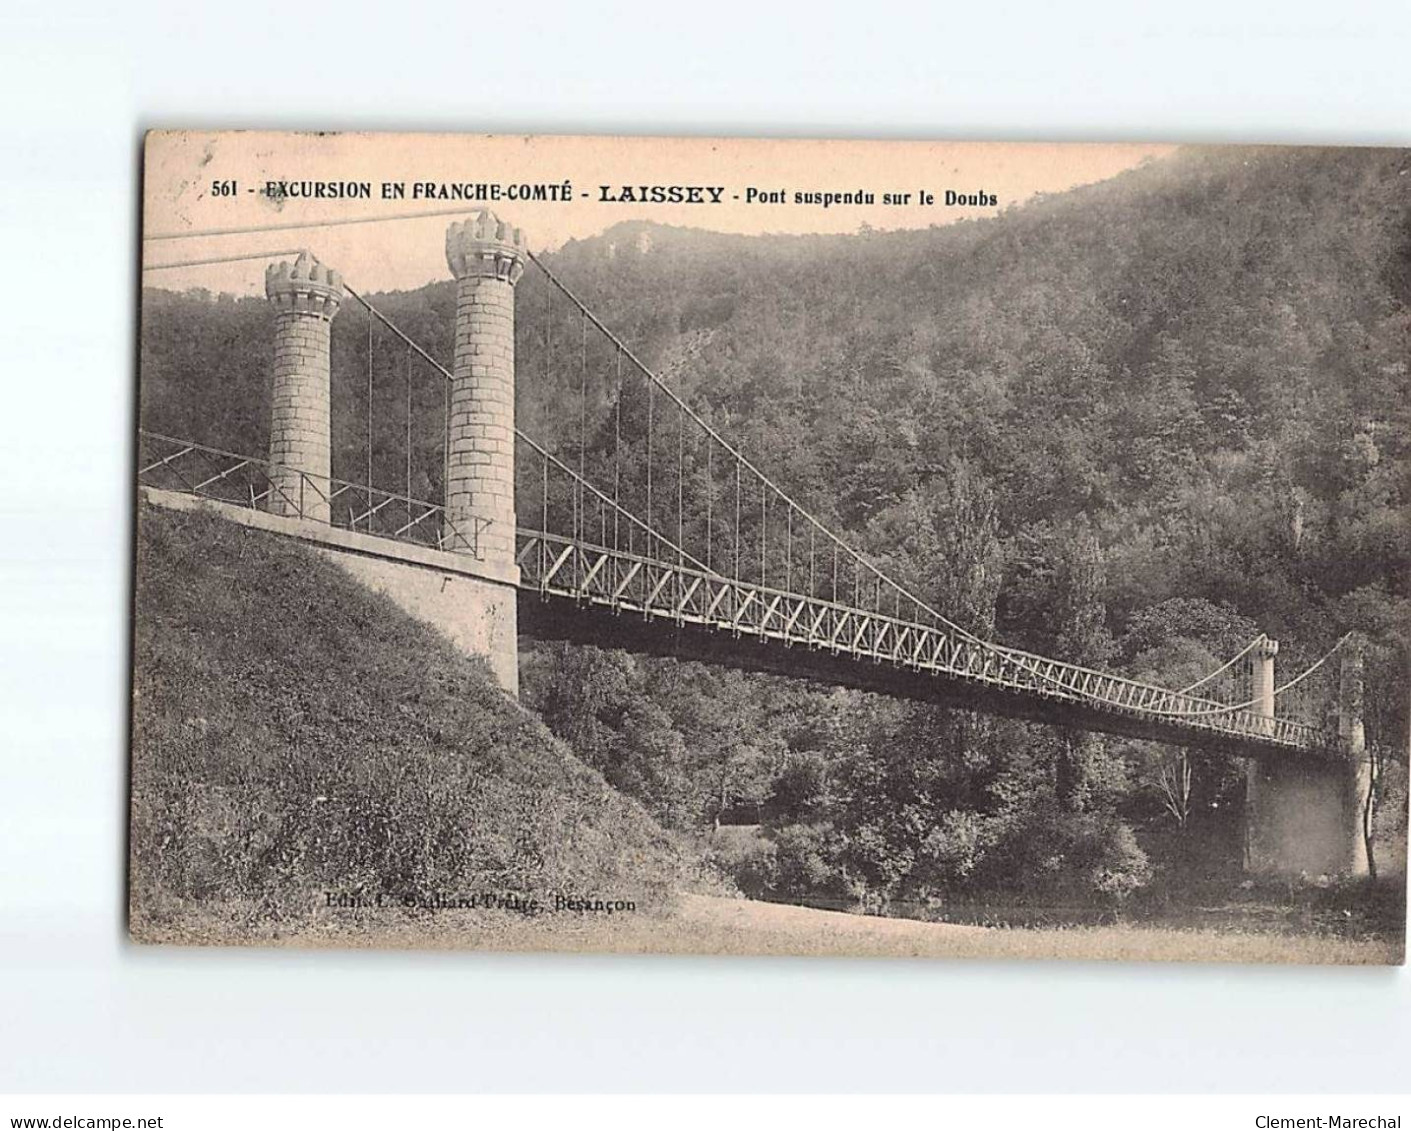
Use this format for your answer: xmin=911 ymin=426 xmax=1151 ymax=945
xmin=405 ymin=343 xmax=413 ymax=518
xmin=1135 ymin=635 xmax=1352 ymax=721
xmin=142 ymin=248 xmax=306 ymax=271
xmin=578 ymin=310 xmax=587 ymax=545
xmin=143 ymin=206 xmax=504 ymax=243
xmin=786 ymin=502 xmax=793 ymax=592
xmin=646 ymin=378 xmax=654 ymax=558
xmin=1274 ymin=634 xmax=1352 ymax=696
xmin=366 ymin=311 xmax=374 ymax=517
xmin=705 ymin=438 xmax=713 ymax=572
xmin=442 ymin=358 xmax=449 ymax=505
xmin=517 ymin=430 xmax=711 ymax=574
xmin=523 ymin=251 xmax=1294 ymax=714
xmin=677 ymin=403 xmax=685 ymax=568
xmin=1177 ymin=635 xmax=1265 ymax=694
xmin=343 ymin=282 xmax=710 ymax=574
xmin=526 ymin=249 xmax=990 ymax=646
xmin=546 ymin=286 xmax=553 ymax=446
xmin=544 ymin=283 xmax=552 ymax=546
xmin=613 ymin=347 xmax=623 ymax=554
xmin=734 ymin=461 xmax=742 ymax=581
xmin=760 ymin=481 xmax=767 ymax=587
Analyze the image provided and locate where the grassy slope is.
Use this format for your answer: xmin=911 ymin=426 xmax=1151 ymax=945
xmin=129 ymin=503 xmax=682 ymax=945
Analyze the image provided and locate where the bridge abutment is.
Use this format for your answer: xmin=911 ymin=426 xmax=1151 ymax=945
xmin=264 ymin=253 xmax=341 ymax=523
xmin=140 ymin=486 xmax=523 ymax=695
xmin=1245 ymin=636 xmax=1370 ymax=877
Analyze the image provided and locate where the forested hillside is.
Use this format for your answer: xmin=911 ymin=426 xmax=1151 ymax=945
xmin=140 ymin=145 xmax=1410 ymax=915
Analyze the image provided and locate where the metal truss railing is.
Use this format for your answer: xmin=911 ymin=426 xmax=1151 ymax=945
xmin=516 ymin=530 xmax=1323 ymax=751
xmin=137 ymin=431 xmax=490 ymax=559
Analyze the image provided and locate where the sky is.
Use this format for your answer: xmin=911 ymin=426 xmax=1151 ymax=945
xmin=142 ymin=132 xmax=1177 ymax=296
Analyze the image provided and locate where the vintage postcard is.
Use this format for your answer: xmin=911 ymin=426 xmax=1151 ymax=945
xmin=132 ymin=131 xmax=1408 ymax=962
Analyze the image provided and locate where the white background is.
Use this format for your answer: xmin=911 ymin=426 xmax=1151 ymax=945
xmin=1 ymin=0 xmax=1408 ymax=1095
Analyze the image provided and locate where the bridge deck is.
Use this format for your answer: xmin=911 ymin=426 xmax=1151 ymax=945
xmin=516 ymin=531 xmax=1329 ymax=761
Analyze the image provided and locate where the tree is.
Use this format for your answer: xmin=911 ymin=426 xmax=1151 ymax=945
xmin=826 ymin=461 xmax=1014 ymax=904
xmin=1051 ymin=522 xmax=1118 ymax=812
xmin=1118 ymin=600 xmax=1261 ymax=872
xmin=1156 ymin=751 xmax=1194 ymax=829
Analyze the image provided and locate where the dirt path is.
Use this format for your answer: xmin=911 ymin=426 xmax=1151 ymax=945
xmin=638 ymin=894 xmax=1403 ymax=964
xmin=675 ymin=893 xmax=989 ymax=941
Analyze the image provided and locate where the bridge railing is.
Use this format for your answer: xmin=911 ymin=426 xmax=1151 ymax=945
xmin=516 ymin=529 xmax=1323 ymax=750
xmin=137 ymin=431 xmax=491 ymax=559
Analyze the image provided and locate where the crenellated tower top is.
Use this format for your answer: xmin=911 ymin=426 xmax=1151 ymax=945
xmin=445 ymin=210 xmax=526 ymax=284
xmin=265 ymin=252 xmax=343 ymax=319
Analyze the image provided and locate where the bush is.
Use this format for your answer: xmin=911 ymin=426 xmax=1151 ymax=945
xmin=915 ymin=810 xmax=992 ymax=886
xmin=727 ymin=839 xmax=780 ymax=901
xmin=769 ymin=751 xmax=830 ymax=824
xmin=980 ymin=807 xmax=1152 ymax=905
xmin=711 ymin=822 xmax=852 ymax=906
xmin=772 ymin=823 xmax=846 ymax=899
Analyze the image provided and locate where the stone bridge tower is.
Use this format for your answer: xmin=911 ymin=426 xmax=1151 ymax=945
xmin=444 ymin=210 xmax=525 ymax=571
xmin=247 ymin=230 xmax=523 ymax=697
xmin=1246 ymin=636 xmax=1371 ymax=877
xmin=264 ymin=252 xmax=342 ymax=522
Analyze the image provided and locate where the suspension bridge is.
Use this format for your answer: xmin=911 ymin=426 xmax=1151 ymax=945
xmin=137 ymin=207 xmax=1377 ymax=876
